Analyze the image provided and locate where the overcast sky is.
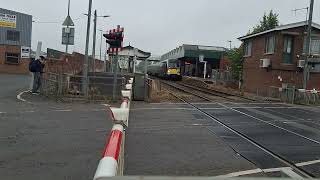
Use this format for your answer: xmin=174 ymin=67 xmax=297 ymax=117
xmin=2 ymin=0 xmax=320 ymax=57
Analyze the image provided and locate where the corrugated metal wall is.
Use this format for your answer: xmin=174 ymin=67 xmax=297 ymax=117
xmin=0 ymin=8 xmax=32 ymax=47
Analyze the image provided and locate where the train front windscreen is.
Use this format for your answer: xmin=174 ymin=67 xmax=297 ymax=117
xmin=168 ymin=61 xmax=180 ymax=69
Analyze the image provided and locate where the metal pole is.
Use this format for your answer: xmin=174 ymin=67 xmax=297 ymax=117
xmin=303 ymin=0 xmax=314 ymax=90
xmin=195 ymin=59 xmax=198 ymax=77
xmin=133 ymin=48 xmax=137 ymax=73
xmin=112 ymin=52 xmax=119 ymax=100
xmin=203 ymin=61 xmax=207 ymax=79
xmin=92 ymin=10 xmax=97 ymax=73
xmin=105 ymin=43 xmax=108 ymax=72
xmin=100 ymin=30 xmax=103 ymax=61
xmin=144 ymin=58 xmax=148 ymax=101
xmin=82 ymin=0 xmax=92 ymax=96
xmin=66 ymin=0 xmax=70 ymax=53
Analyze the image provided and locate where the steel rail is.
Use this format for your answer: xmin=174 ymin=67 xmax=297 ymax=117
xmin=166 ymin=89 xmax=315 ymax=178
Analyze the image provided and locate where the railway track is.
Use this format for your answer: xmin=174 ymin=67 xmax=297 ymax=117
xmin=163 ymin=81 xmax=320 ymax=178
xmin=161 ymin=80 xmax=254 ymax=102
xmin=175 ymin=81 xmax=256 ymax=102
xmin=161 ymin=80 xmax=213 ymax=101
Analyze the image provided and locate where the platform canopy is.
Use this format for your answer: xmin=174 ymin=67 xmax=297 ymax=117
xmin=161 ymin=44 xmax=228 ymax=62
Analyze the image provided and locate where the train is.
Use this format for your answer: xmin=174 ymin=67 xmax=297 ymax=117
xmin=147 ymin=59 xmax=182 ymax=81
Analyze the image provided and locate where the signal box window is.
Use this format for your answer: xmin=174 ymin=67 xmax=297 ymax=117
xmin=5 ymin=53 xmax=20 ymax=64
xmin=244 ymin=41 xmax=252 ymax=56
xmin=6 ymin=30 xmax=20 ymax=42
xmin=283 ymin=36 xmax=293 ymax=64
xmin=265 ymin=36 xmax=275 ymax=54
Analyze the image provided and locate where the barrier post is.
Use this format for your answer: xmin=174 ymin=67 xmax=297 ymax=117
xmin=93 ymin=77 xmax=134 ymax=180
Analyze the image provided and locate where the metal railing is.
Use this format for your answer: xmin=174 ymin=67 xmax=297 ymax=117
xmin=42 ymin=72 xmax=126 ymax=100
xmin=256 ymin=86 xmax=320 ymax=105
xmin=212 ymin=70 xmax=235 ymax=83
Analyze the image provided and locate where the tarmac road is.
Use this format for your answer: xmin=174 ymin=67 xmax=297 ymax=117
xmin=0 ymin=74 xmax=113 ymax=180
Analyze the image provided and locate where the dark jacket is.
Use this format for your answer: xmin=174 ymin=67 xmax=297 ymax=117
xmin=30 ymin=59 xmax=44 ymax=73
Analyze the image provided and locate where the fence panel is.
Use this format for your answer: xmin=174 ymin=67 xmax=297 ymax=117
xmin=266 ymin=86 xmax=320 ymax=105
xmin=42 ymin=73 xmax=126 ymax=100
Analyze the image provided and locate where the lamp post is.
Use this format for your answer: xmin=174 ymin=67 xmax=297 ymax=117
xmin=92 ymin=10 xmax=110 ymax=73
xmin=303 ymin=0 xmax=314 ymax=90
xmin=84 ymin=11 xmax=110 ymax=72
xmin=82 ymin=0 xmax=93 ymax=97
xmin=98 ymin=30 xmax=103 ymax=61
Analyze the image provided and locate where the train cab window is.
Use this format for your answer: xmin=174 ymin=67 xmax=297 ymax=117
xmin=168 ymin=61 xmax=179 ymax=68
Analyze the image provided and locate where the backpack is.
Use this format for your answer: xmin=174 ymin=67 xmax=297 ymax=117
xmin=29 ymin=60 xmax=38 ymax=72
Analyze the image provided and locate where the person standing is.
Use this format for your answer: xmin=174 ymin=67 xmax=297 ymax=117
xmin=29 ymin=56 xmax=45 ymax=94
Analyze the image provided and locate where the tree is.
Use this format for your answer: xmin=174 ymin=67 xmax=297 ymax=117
xmin=250 ymin=10 xmax=279 ymax=34
xmin=228 ymin=46 xmax=244 ymax=81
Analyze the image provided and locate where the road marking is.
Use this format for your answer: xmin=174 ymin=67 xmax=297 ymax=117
xmin=17 ymin=90 xmax=30 ymax=103
xmin=0 ymin=112 xmax=6 ymax=114
xmin=216 ymin=168 xmax=263 ymax=177
xmin=102 ymin=104 xmax=110 ymax=107
xmin=217 ymin=159 xmax=320 ymax=178
xmin=24 ymin=110 xmax=36 ymax=113
xmin=53 ymin=109 xmax=72 ymax=112
xmin=130 ymin=107 xmax=196 ymax=111
xmin=296 ymin=159 xmax=320 ymax=167
xmin=281 ymin=168 xmax=303 ymax=178
xmin=199 ymin=107 xmax=298 ymax=110
xmin=150 ymin=103 xmax=188 ymax=105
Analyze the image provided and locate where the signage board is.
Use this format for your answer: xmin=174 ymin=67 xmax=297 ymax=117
xmin=62 ymin=27 xmax=75 ymax=45
xmin=198 ymin=46 xmax=225 ymax=51
xmin=21 ymin=46 xmax=31 ymax=58
xmin=199 ymin=54 xmax=205 ymax=62
xmin=0 ymin=13 xmax=16 ymax=28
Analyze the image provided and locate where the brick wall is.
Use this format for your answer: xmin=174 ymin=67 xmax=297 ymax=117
xmin=220 ymin=55 xmax=230 ymax=71
xmin=0 ymin=45 xmax=30 ymax=74
xmin=45 ymin=52 xmax=106 ymax=75
xmin=243 ymin=26 xmax=320 ymax=94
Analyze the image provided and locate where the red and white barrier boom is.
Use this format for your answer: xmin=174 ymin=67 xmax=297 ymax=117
xmin=93 ymin=78 xmax=133 ymax=180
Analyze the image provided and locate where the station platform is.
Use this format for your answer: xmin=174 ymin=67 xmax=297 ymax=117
xmin=124 ymin=102 xmax=261 ymax=177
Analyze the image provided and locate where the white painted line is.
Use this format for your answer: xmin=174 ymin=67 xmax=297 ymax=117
xmin=53 ymin=109 xmax=72 ymax=112
xmin=199 ymin=107 xmax=298 ymax=110
xmin=264 ymin=106 xmax=297 ymax=109
xmin=102 ymin=104 xmax=110 ymax=107
xmin=192 ymin=124 xmax=203 ymax=126
xmin=217 ymin=159 xmax=320 ymax=178
xmin=296 ymin=159 xmax=320 ymax=167
xmin=17 ymin=90 xmax=30 ymax=103
xmin=192 ymin=102 xmax=219 ymax=105
xmin=216 ymin=168 xmax=263 ymax=178
xmin=280 ymin=168 xmax=303 ymax=178
xmin=200 ymin=108 xmax=226 ymax=110
xmin=150 ymin=103 xmax=188 ymax=105
xmin=130 ymin=108 xmax=196 ymax=111
xmin=0 ymin=112 xmax=6 ymax=114
xmin=24 ymin=110 xmax=36 ymax=113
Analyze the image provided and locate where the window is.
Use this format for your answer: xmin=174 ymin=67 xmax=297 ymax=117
xmin=265 ymin=36 xmax=275 ymax=54
xmin=283 ymin=36 xmax=293 ymax=64
xmin=303 ymin=36 xmax=320 ymax=55
xmin=283 ymin=36 xmax=293 ymax=54
xmin=168 ymin=60 xmax=180 ymax=68
xmin=244 ymin=40 xmax=252 ymax=56
xmin=6 ymin=30 xmax=20 ymax=42
xmin=5 ymin=53 xmax=20 ymax=64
